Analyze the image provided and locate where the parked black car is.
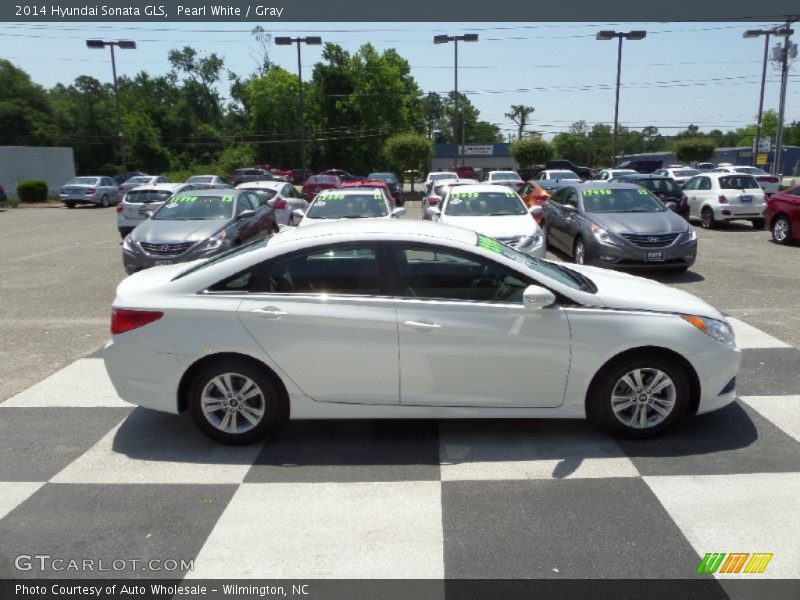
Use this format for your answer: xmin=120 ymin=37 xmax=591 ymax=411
xmin=321 ymin=169 xmax=364 ymax=182
xmin=291 ymin=168 xmax=313 ymax=185
xmin=611 ymin=174 xmax=689 ymax=220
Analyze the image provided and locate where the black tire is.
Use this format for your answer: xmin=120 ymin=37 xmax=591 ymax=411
xmin=771 ymin=215 xmax=792 ymax=245
xmin=587 ymin=353 xmax=690 ymax=439
xmin=750 ymin=217 xmax=765 ymax=229
xmin=99 ymin=195 xmax=109 ymax=208
xmin=572 ymin=237 xmax=586 ymax=265
xmin=187 ymin=358 xmax=288 ymax=445
xmin=700 ymin=207 xmax=716 ymax=229
xmin=65 ymin=202 xmax=75 ymax=209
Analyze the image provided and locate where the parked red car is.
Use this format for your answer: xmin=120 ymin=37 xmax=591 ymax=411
xmin=301 ymin=174 xmax=341 ymax=201
xmin=764 ymin=184 xmax=800 ymax=244
xmin=456 ymin=165 xmax=477 ymax=179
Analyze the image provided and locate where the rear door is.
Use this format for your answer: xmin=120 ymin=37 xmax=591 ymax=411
xmin=237 ymin=243 xmax=399 ymax=404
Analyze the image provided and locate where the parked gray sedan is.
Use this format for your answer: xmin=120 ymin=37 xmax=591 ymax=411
xmin=60 ymin=176 xmax=119 ymax=208
xmin=122 ymin=189 xmax=277 ymax=274
xmin=543 ymin=182 xmax=697 ymax=271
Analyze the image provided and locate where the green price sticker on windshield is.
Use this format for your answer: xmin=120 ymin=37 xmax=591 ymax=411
xmin=637 ymin=189 xmax=649 ymax=195
xmin=452 ymin=191 xmax=479 ymax=199
xmin=476 ymin=234 xmax=504 ymax=254
xmin=583 ymin=189 xmax=612 ymax=196
xmin=323 ymin=192 xmax=345 ymax=200
xmin=221 ymin=195 xmax=235 ymax=203
xmin=171 ymin=195 xmax=198 ymax=203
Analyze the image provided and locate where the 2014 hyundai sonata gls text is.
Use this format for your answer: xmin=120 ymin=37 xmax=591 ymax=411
xmin=104 ymin=220 xmax=740 ymax=445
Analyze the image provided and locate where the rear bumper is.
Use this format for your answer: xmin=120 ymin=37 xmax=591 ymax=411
xmin=712 ymin=202 xmax=766 ymax=220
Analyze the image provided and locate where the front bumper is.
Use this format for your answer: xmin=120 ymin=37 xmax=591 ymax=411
xmin=584 ymin=236 xmax=696 ymax=270
xmin=122 ymin=240 xmax=232 ymax=274
xmin=689 ymin=342 xmax=742 ymax=415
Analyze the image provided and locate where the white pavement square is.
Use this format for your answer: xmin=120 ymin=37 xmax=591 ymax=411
xmin=1 ymin=358 xmax=133 ymax=408
xmin=740 ymin=395 xmax=800 ymax=443
xmin=644 ymin=473 xmax=800 ymax=579
xmin=439 ymin=422 xmax=640 ymax=481
xmin=727 ymin=318 xmax=792 ymax=350
xmin=187 ymin=481 xmax=445 ymax=579
xmin=0 ymin=482 xmax=44 ymax=520
xmin=50 ymin=422 xmax=263 ymax=485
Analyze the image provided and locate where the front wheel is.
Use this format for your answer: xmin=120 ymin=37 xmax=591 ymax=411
xmin=99 ymin=195 xmax=109 ymax=208
xmin=771 ymin=216 xmax=792 ymax=244
xmin=187 ymin=359 xmax=287 ymax=445
xmin=588 ymin=354 xmax=689 ymax=438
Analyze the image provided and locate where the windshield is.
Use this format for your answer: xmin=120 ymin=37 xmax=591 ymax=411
xmin=719 ymin=175 xmax=759 ymax=190
xmin=444 ymin=190 xmax=527 ymax=216
xmin=639 ymin=178 xmax=680 ymax=193
xmin=734 ymin=167 xmax=766 ymax=176
xmin=308 ymin=175 xmax=337 ymax=184
xmin=476 ymin=234 xmax=593 ymax=292
xmin=125 ymin=189 xmax=173 ymax=204
xmin=549 ymin=171 xmax=579 ymax=179
xmin=491 ymin=172 xmax=522 ymax=181
xmin=153 ymin=194 xmax=235 ymax=220
xmin=68 ymin=177 xmax=98 ymax=185
xmin=582 ymin=188 xmax=667 ymax=213
xmin=674 ymin=169 xmax=699 ymax=177
xmin=369 ymin=173 xmax=397 ymax=182
xmin=187 ymin=176 xmax=213 ymax=184
xmin=306 ymin=192 xmax=389 ymax=219
xmin=173 ymin=237 xmax=269 ymax=280
xmin=430 ymin=173 xmax=457 ymax=182
xmin=128 ymin=176 xmax=151 ymax=184
xmin=250 ymin=189 xmax=278 ymax=202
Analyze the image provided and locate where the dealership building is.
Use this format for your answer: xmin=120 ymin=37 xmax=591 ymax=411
xmin=432 ymin=143 xmax=518 ymax=172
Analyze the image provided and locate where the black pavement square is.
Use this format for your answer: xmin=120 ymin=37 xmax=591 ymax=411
xmin=441 ymin=478 xmax=708 ymax=579
xmin=245 ymin=419 xmax=441 ymax=483
xmin=618 ymin=401 xmax=800 ymax=476
xmin=0 ymin=408 xmax=130 ymax=481
xmin=0 ymin=483 xmax=237 ymax=579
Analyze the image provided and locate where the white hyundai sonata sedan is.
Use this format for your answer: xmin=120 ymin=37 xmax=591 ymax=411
xmin=104 ymin=220 xmax=740 ymax=444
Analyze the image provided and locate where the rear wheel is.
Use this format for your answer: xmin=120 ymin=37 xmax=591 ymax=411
xmin=771 ymin=215 xmax=792 ymax=244
xmin=750 ymin=217 xmax=765 ymax=229
xmin=187 ymin=358 xmax=287 ymax=445
xmin=700 ymin=207 xmax=716 ymax=229
xmin=99 ymin=195 xmax=109 ymax=208
xmin=588 ymin=354 xmax=689 ymax=438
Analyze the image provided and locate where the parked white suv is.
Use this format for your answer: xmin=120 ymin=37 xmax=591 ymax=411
xmin=683 ymin=173 xmax=766 ymax=229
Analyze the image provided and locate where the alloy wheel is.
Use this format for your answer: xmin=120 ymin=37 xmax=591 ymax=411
xmin=772 ymin=217 xmax=790 ymax=243
xmin=610 ymin=368 xmax=677 ymax=429
xmin=574 ymin=240 xmax=585 ymax=264
xmin=200 ymin=372 xmax=266 ymax=434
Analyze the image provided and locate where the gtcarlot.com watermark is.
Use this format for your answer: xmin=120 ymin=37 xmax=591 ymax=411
xmin=14 ymin=554 xmax=194 ymax=573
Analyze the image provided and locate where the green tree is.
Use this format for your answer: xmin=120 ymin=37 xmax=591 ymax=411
xmin=510 ymin=138 xmax=553 ymax=166
xmin=383 ymin=132 xmax=432 ymax=184
xmin=245 ymin=67 xmax=303 ymax=166
xmin=674 ymin=138 xmax=716 ymax=164
xmin=0 ymin=59 xmax=57 ymax=146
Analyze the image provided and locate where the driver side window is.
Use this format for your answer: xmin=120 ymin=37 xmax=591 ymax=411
xmin=391 ymin=244 xmax=530 ymax=303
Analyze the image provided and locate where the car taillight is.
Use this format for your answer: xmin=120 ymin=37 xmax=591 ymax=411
xmin=681 ymin=194 xmax=689 ymax=206
xmin=718 ymin=195 xmax=728 ymax=204
xmin=274 ymin=198 xmax=287 ymax=210
xmin=85 ymin=188 xmax=96 ymax=195
xmin=116 ymin=203 xmax=123 ymax=213
xmin=429 ymin=197 xmax=440 ymax=206
xmin=111 ymin=309 xmax=164 ymax=335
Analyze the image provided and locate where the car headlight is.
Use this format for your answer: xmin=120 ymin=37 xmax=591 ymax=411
xmin=518 ymin=233 xmax=543 ymax=249
xmin=590 ymin=223 xmax=622 ymax=246
xmin=683 ymin=227 xmax=697 ymax=242
xmin=122 ymin=236 xmax=139 ymax=253
xmin=200 ymin=229 xmax=227 ymax=253
xmin=681 ymin=315 xmax=736 ymax=348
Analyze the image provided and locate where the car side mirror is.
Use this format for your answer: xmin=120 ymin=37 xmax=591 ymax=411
xmin=523 ymin=285 xmax=556 ymax=309
xmin=292 ymin=208 xmax=306 ymax=219
xmin=528 ymin=205 xmax=543 ymax=216
xmin=237 ymin=209 xmax=255 ymax=220
xmin=391 ymin=207 xmax=406 ymax=218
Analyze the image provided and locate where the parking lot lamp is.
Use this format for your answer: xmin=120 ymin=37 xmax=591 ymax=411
xmin=595 ymin=30 xmax=646 ymax=167
xmin=275 ymin=36 xmax=323 ymax=175
xmin=434 ymin=33 xmax=479 ymax=169
xmin=86 ymin=40 xmax=136 ymax=172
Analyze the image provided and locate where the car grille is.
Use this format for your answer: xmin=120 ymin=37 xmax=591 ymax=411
xmin=620 ymin=233 xmax=680 ymax=247
xmin=140 ymin=241 xmax=194 ymax=256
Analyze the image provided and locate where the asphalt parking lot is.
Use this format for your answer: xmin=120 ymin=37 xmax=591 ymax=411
xmin=1 ymin=200 xmax=798 ymax=402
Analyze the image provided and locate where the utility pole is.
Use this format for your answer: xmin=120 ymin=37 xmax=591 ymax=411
xmin=773 ymin=20 xmax=797 ymax=176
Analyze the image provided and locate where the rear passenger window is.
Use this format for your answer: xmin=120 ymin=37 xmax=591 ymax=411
xmin=261 ymin=245 xmax=380 ymax=295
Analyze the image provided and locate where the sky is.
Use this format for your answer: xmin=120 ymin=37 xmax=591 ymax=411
xmin=1 ymin=21 xmax=798 ymax=141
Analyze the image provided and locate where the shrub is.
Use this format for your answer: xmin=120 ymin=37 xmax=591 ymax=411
xmin=673 ymin=138 xmax=715 ymax=164
xmin=510 ymin=138 xmax=553 ymax=167
xmin=16 ymin=180 xmax=49 ymax=202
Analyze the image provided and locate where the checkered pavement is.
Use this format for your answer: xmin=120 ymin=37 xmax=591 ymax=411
xmin=0 ymin=317 xmax=798 ymax=584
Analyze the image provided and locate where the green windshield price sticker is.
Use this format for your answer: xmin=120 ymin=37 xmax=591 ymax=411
xmin=171 ymin=195 xmax=198 ymax=203
xmin=221 ymin=195 xmax=235 ymax=203
xmin=637 ymin=189 xmax=649 ymax=195
xmin=452 ymin=191 xmax=479 ymax=199
xmin=323 ymin=192 xmax=345 ymax=200
xmin=583 ymin=189 xmax=612 ymax=196
xmin=476 ymin=234 xmax=504 ymax=254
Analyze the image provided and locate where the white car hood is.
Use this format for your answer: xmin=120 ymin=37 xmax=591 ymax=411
xmin=568 ymin=264 xmax=725 ymax=321
xmin=440 ymin=214 xmax=539 ymax=239
xmin=298 ymin=215 xmax=391 ymax=227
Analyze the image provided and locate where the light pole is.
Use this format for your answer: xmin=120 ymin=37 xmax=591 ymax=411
xmin=772 ymin=22 xmax=797 ymax=176
xmin=86 ymin=39 xmax=136 ymax=171
xmin=743 ymin=26 xmax=793 ymax=168
xmin=434 ymin=33 xmax=478 ymax=170
xmin=275 ymin=36 xmax=322 ymax=175
xmin=596 ymin=30 xmax=646 ymax=167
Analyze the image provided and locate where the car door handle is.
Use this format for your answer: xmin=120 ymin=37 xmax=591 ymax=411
xmin=251 ymin=306 xmax=287 ymax=318
xmin=403 ymin=320 xmax=442 ymax=330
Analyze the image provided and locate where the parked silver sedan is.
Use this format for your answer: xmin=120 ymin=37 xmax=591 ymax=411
xmin=60 ymin=176 xmax=119 ymax=208
xmin=118 ymin=175 xmax=172 ymax=197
